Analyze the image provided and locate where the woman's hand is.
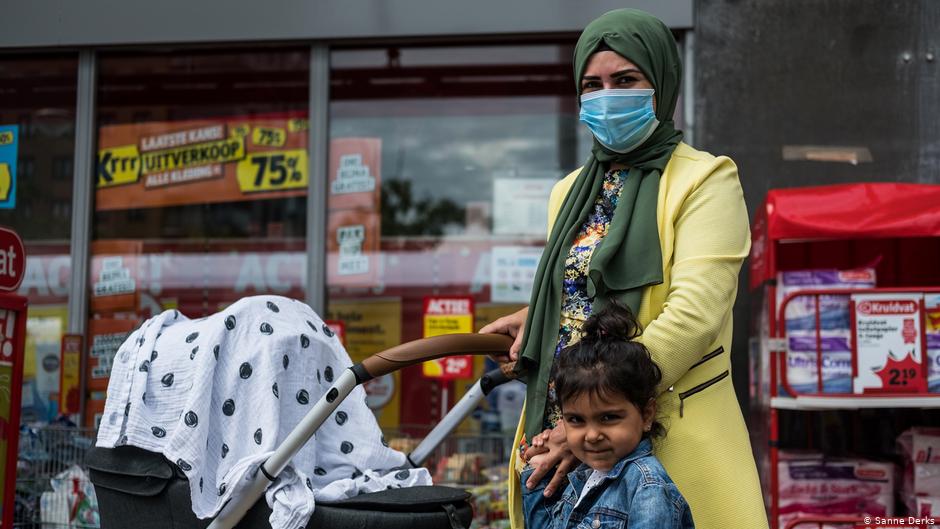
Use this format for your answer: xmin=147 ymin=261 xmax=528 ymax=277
xmin=522 ymin=422 xmax=578 ymax=497
xmin=478 ymin=306 xmax=528 ymax=362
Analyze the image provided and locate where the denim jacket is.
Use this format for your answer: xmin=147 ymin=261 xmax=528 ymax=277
xmin=521 ymin=438 xmax=694 ymax=529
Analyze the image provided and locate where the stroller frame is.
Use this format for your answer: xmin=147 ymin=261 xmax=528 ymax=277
xmin=89 ymin=332 xmax=516 ymax=529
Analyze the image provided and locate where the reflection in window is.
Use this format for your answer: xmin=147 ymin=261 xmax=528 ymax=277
xmin=327 ymin=44 xmax=592 ymax=440
xmin=85 ymin=48 xmax=310 ymax=429
xmin=0 ymin=55 xmax=78 ymax=423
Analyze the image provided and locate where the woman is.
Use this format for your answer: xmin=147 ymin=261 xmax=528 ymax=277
xmin=480 ymin=9 xmax=768 ymax=529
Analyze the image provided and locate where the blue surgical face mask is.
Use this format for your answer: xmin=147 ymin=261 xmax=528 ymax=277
xmin=579 ymin=88 xmax=659 ymax=154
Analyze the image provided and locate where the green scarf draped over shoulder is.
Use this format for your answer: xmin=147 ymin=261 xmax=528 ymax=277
xmin=514 ymin=9 xmax=684 ymax=439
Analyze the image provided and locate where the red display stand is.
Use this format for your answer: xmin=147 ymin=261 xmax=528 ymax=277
xmin=749 ymin=183 xmax=940 ymax=529
xmin=0 ymin=225 xmax=26 ymax=529
xmin=0 ymin=295 xmax=27 ymax=529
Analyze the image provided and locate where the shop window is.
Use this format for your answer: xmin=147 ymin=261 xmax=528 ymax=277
xmin=53 ymin=156 xmax=72 ymax=182
xmin=325 ymin=44 xmax=594 ymax=445
xmin=87 ymin=48 xmax=309 ymax=429
xmin=0 ymin=55 xmax=78 ymax=423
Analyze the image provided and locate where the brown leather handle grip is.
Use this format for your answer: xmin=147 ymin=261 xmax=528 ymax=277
xmin=360 ymin=333 xmax=515 ymax=379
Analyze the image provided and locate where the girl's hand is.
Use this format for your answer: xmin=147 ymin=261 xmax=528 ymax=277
xmin=522 ymin=422 xmax=578 ymax=497
xmin=478 ymin=306 xmax=529 ymax=362
xmin=522 ymin=429 xmax=552 ymax=461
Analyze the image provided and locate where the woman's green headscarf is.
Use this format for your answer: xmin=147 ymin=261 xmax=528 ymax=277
xmin=514 ymin=8 xmax=684 ymax=439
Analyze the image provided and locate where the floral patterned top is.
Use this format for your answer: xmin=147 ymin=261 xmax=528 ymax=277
xmin=543 ymin=168 xmax=628 ymax=430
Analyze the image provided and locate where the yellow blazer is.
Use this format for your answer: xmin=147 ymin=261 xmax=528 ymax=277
xmin=508 ymin=142 xmax=769 ymax=529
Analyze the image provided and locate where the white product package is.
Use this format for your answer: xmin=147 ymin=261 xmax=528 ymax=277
xmin=777 ymin=454 xmax=895 ymax=529
xmin=927 ymin=294 xmax=940 ymax=393
xmin=899 ymin=428 xmax=940 ymax=465
xmin=898 ymin=428 xmax=940 ymax=514
xmin=915 ymin=497 xmax=940 ymax=529
xmin=914 ymin=464 xmax=940 ymax=497
xmin=917 ymin=496 xmax=940 ymax=517
xmin=853 ymin=293 xmax=925 ymax=394
xmin=40 ymin=466 xmax=100 ymax=529
xmin=777 ymin=268 xmax=876 ymax=394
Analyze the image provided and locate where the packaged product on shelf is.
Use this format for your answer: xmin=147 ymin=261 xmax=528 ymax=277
xmin=898 ymin=428 xmax=940 ymax=514
xmin=916 ymin=498 xmax=940 ymax=529
xmin=776 ymin=268 xmax=876 ymax=394
xmin=853 ymin=293 xmax=926 ymax=394
xmin=916 ymin=496 xmax=940 ymax=517
xmin=898 ymin=427 xmax=940 ymax=464
xmin=913 ymin=463 xmax=940 ymax=496
xmin=927 ymin=294 xmax=940 ymax=393
xmin=777 ymin=454 xmax=895 ymax=528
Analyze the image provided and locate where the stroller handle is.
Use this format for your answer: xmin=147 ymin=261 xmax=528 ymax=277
xmin=481 ymin=361 xmax=519 ymax=393
xmin=357 ymin=333 xmax=515 ymax=380
xmin=209 ymin=332 xmax=516 ymax=529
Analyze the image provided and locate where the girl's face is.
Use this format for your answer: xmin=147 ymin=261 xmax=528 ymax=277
xmin=561 ymin=390 xmax=655 ymax=471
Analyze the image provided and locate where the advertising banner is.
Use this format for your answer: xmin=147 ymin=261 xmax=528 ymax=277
xmin=95 ymin=114 xmax=308 ymax=211
xmin=90 ymin=240 xmax=142 ymax=313
xmin=0 ymin=294 xmax=27 ymax=529
xmin=492 ymin=178 xmax=555 ymax=237
xmin=327 ymin=138 xmax=381 ymax=287
xmin=59 ymin=334 xmax=82 ymax=415
xmin=23 ymin=306 xmax=66 ymax=422
xmin=422 ymin=296 xmax=474 ymax=379
xmin=86 ymin=318 xmax=138 ymax=392
xmin=324 ymin=320 xmax=346 ymax=347
xmin=491 ymin=245 xmax=543 ymax=303
xmin=17 ymin=247 xmax=71 ymax=306
xmin=325 ymin=298 xmax=401 ymax=429
xmin=0 ymin=227 xmax=25 ymax=292
xmin=853 ymin=293 xmax=927 ymax=394
xmin=0 ymin=125 xmax=18 ymax=210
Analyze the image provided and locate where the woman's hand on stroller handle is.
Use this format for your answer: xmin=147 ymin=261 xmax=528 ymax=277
xmin=478 ymin=306 xmax=529 ymax=362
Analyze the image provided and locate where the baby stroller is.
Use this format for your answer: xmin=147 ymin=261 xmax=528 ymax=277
xmin=87 ymin=333 xmax=516 ymax=529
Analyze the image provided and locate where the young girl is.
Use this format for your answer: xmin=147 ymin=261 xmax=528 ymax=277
xmin=520 ymin=302 xmax=695 ymax=529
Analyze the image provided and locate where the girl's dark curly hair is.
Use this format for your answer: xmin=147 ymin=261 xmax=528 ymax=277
xmin=551 ymin=300 xmax=666 ymax=439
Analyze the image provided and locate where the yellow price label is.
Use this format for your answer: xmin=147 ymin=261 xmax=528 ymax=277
xmin=288 ymin=119 xmax=309 ymax=133
xmin=423 ymin=314 xmax=473 ymax=337
xmin=236 ymin=149 xmax=308 ymax=193
xmin=230 ymin=124 xmax=251 ymax=138
xmin=97 ymin=144 xmax=141 ymax=188
xmin=0 ymin=132 xmax=14 ymax=145
xmin=0 ymin=163 xmax=11 ymax=200
xmin=422 ymin=313 xmax=473 ymax=378
xmin=251 ymin=127 xmax=286 ymax=147
xmin=422 ymin=360 xmax=444 ymax=377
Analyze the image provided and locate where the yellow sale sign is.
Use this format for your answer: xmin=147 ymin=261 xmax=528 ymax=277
xmin=325 ymin=298 xmax=402 ymax=430
xmin=422 ymin=297 xmax=474 ymax=379
xmin=59 ymin=335 xmax=82 ymax=415
xmin=95 ymin=114 xmax=308 ymax=211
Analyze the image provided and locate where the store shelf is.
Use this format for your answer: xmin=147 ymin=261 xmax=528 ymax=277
xmin=772 ymin=395 xmax=940 ymax=410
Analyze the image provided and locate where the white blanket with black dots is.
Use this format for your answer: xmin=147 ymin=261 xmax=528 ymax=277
xmin=96 ymin=295 xmax=431 ymax=529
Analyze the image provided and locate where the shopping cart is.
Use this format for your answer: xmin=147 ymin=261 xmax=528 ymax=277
xmin=15 ymin=425 xmax=98 ymax=528
xmin=86 ymin=333 xmax=517 ymax=529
